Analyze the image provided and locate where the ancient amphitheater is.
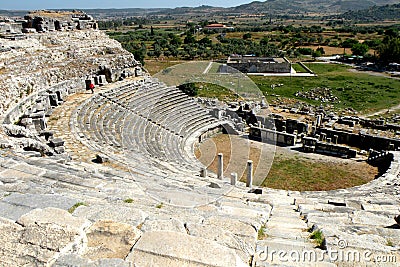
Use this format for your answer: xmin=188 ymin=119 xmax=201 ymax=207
xmin=0 ymin=14 xmax=399 ymax=267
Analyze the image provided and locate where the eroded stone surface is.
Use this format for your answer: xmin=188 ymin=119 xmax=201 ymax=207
xmin=126 ymin=231 xmax=247 ymax=267
xmin=17 ymin=207 xmax=91 ymax=253
xmin=73 ymin=204 xmax=148 ymax=228
xmin=0 ymin=207 xmax=91 ymax=266
xmin=83 ymin=220 xmax=141 ymax=260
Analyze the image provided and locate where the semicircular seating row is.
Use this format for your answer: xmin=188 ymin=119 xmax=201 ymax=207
xmin=72 ymin=79 xmax=222 ymax=178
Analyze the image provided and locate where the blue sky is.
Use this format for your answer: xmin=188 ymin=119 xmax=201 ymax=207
xmin=1 ymin=0 xmax=253 ymax=10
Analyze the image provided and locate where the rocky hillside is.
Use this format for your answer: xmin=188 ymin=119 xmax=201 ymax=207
xmin=0 ymin=30 xmax=137 ymax=115
xmin=149 ymin=0 xmax=400 ymax=16
xmin=338 ymin=3 xmax=400 ymax=21
xmin=229 ymin=0 xmax=400 ymax=15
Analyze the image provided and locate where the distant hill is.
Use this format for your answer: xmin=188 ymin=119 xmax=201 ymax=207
xmin=1 ymin=0 xmax=399 ymax=20
xmin=83 ymin=8 xmax=168 ymax=19
xmin=0 ymin=8 xmax=168 ymax=20
xmin=152 ymin=5 xmax=225 ymax=16
xmin=227 ymin=0 xmax=400 ymax=15
xmin=151 ymin=0 xmax=400 ymax=17
xmin=338 ymin=3 xmax=400 ymax=21
xmin=0 ymin=10 xmax=27 ymax=18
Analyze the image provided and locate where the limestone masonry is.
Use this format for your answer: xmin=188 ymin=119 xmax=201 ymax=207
xmin=0 ymin=10 xmax=399 ymax=267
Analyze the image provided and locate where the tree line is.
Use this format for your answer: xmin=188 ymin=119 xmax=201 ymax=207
xmin=106 ymin=22 xmax=400 ymax=64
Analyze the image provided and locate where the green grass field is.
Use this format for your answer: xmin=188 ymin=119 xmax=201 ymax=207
xmin=262 ymin=155 xmax=376 ymax=191
xmin=196 ymin=82 xmax=239 ymax=101
xmin=251 ymin=63 xmax=400 ymax=113
xmin=292 ymin=63 xmax=308 ymax=73
xmin=146 ymin=60 xmax=399 ymax=113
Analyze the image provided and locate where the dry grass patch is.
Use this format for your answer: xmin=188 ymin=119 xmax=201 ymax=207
xmin=144 ymin=60 xmax=185 ymax=75
xmin=196 ymin=134 xmax=378 ymax=191
xmin=262 ymin=154 xmax=377 ymax=191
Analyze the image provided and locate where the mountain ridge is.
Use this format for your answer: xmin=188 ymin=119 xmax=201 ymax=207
xmin=1 ymin=0 xmax=400 ymax=18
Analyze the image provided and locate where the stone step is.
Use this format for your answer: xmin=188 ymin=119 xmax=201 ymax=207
xmin=266 ymin=220 xmax=309 ymax=231
xmin=126 ymin=231 xmax=248 ymax=267
xmin=254 ymin=238 xmax=335 ymax=267
xmin=264 ymin=229 xmax=310 ymax=241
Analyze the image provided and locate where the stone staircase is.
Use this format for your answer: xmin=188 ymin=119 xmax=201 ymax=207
xmin=253 ymin=192 xmax=335 ymax=267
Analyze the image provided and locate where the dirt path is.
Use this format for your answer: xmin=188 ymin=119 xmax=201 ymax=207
xmin=363 ymin=102 xmax=400 ymax=118
xmin=347 ymin=68 xmax=400 ymax=80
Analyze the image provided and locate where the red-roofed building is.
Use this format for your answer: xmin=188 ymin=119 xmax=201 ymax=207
xmin=204 ymin=23 xmax=234 ymax=30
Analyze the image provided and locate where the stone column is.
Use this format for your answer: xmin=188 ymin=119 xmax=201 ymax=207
xmin=217 ymin=153 xmax=223 ymax=179
xmin=200 ymin=167 xmax=207 ymax=178
xmin=246 ymin=160 xmax=253 ymax=188
xmin=321 ymin=133 xmax=326 ymax=142
xmin=389 ymin=143 xmax=395 ymax=151
xmin=311 ymin=126 xmax=316 ymax=135
xmin=333 ymin=135 xmax=338 ymax=144
xmin=231 ymin=173 xmax=237 ymax=186
xmin=316 ymin=115 xmax=322 ymax=127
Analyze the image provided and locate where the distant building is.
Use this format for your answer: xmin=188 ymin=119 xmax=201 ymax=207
xmin=225 ymin=56 xmax=291 ymax=73
xmin=204 ymin=23 xmax=234 ymax=31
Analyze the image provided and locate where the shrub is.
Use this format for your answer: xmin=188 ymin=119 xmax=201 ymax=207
xmin=68 ymin=202 xmax=86 ymax=213
xmin=257 ymin=225 xmax=268 ymax=240
xmin=309 ymin=230 xmax=325 ymax=248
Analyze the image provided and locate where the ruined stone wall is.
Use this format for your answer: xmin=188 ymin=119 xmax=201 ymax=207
xmin=317 ymin=128 xmax=400 ymax=151
xmin=249 ymin=126 xmax=297 ymax=146
xmin=23 ymin=10 xmax=97 ymax=32
xmin=0 ymin=21 xmax=23 ymax=34
xmin=227 ymin=61 xmax=291 ymax=73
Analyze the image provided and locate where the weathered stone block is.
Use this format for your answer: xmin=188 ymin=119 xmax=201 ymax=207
xmin=49 ymin=138 xmax=64 ymax=147
xmin=83 ymin=220 xmax=141 ymax=260
xmin=126 ymin=231 xmax=247 ymax=267
xmin=17 ymin=207 xmax=91 ymax=252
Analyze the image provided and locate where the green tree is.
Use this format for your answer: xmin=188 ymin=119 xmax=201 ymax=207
xmin=168 ymin=45 xmax=179 ymax=58
xmin=178 ymin=83 xmax=198 ymax=96
xmin=316 ymin=47 xmax=325 ymax=55
xmin=184 ymin=32 xmax=196 ymax=44
xmin=243 ymin=33 xmax=252 ymax=40
xmin=169 ymin=34 xmax=182 ymax=46
xmin=153 ymin=44 xmax=162 ymax=58
xmin=198 ymin=37 xmax=212 ymax=46
xmin=378 ymin=37 xmax=400 ymax=64
xmin=341 ymin=38 xmax=359 ymax=48
xmin=260 ymin=37 xmax=269 ymax=46
xmin=312 ymin=50 xmax=322 ymax=60
xmin=132 ymin=43 xmax=146 ymax=65
xmin=351 ymin=43 xmax=369 ymax=56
